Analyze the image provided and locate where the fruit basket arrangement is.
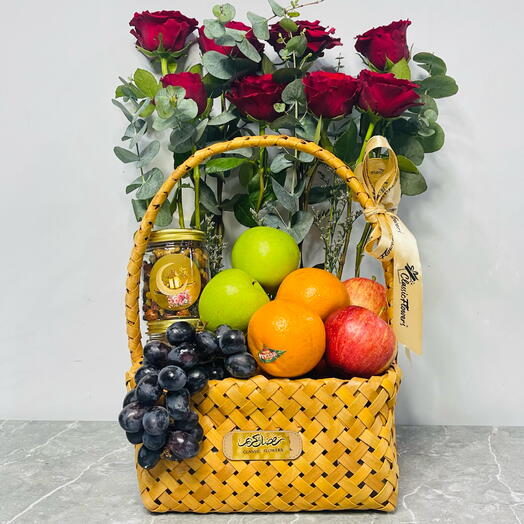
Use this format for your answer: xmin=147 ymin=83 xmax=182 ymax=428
xmin=114 ymin=1 xmax=457 ymax=514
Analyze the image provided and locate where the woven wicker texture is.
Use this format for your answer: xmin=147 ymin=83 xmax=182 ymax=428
xmin=124 ymin=135 xmax=401 ymax=513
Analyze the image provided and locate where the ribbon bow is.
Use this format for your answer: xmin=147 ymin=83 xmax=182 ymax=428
xmin=354 ymin=136 xmax=423 ymax=355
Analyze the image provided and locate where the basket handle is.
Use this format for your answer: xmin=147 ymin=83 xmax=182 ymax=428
xmin=125 ymin=135 xmax=392 ymax=368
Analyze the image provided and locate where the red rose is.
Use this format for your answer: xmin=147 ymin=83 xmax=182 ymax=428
xmin=226 ymin=74 xmax=285 ymax=122
xmin=161 ymin=73 xmax=207 ymax=115
xmin=269 ymin=20 xmax=341 ymax=56
xmin=198 ymin=21 xmax=264 ymax=57
xmin=303 ymin=72 xmax=360 ymax=118
xmin=358 ymin=70 xmax=420 ymax=118
xmin=130 ymin=10 xmax=198 ymax=52
xmin=355 ymin=20 xmax=411 ymax=70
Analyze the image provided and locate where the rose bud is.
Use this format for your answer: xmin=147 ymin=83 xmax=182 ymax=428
xmin=160 ymin=72 xmax=208 ymax=115
xmin=226 ymin=74 xmax=285 ymax=122
xmin=303 ymin=71 xmax=360 ymax=118
xmin=129 ymin=10 xmax=198 ymax=52
xmin=268 ymin=20 xmax=341 ymax=57
xmin=355 ymin=20 xmax=411 ymax=70
xmin=198 ymin=21 xmax=264 ymax=57
xmin=357 ymin=70 xmax=420 ymax=118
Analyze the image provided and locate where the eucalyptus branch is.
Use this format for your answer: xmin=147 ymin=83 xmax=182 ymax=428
xmin=255 ymin=123 xmax=267 ymax=212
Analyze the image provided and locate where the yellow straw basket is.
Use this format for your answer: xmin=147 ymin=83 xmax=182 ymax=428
xmin=124 ymin=135 xmax=402 ymax=513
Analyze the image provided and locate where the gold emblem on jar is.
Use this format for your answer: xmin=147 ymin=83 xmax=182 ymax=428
xmin=149 ymin=254 xmax=201 ymax=311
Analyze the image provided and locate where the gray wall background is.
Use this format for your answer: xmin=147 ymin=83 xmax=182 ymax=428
xmin=1 ymin=0 xmax=522 ymax=425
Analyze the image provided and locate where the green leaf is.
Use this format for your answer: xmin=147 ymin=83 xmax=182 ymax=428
xmin=221 ymin=194 xmax=243 ymax=211
xmin=199 ymin=179 xmax=221 ymax=214
xmin=112 ymin=99 xmax=133 ymax=122
xmin=133 ymin=69 xmax=159 ymax=98
xmin=170 ymin=122 xmax=195 ymax=148
xmin=247 ymin=12 xmax=269 ymax=40
xmin=419 ymin=75 xmax=458 ymax=99
xmin=202 ymin=51 xmax=236 ymax=80
xmin=175 ymin=98 xmax=199 ymax=121
xmin=261 ymin=54 xmax=276 ymax=74
xmin=272 ymin=68 xmax=303 ymax=84
xmin=400 ymin=171 xmax=427 ymax=196
xmin=413 ymin=52 xmax=447 ymax=76
xmin=188 ymin=63 xmax=203 ymax=75
xmin=397 ymin=155 xmax=419 ymax=174
xmin=334 ymin=120 xmax=359 ymax=164
xmin=269 ymin=114 xmax=301 ymax=131
xmin=234 ymin=193 xmax=259 ymax=227
xmin=389 ymin=58 xmax=411 ymax=80
xmin=114 ymin=146 xmax=139 ymax=163
xmin=418 ymin=121 xmax=445 ymax=153
xmin=212 ymin=3 xmax=236 ymax=23
xmin=308 ymin=186 xmax=332 ymax=204
xmin=282 ymin=78 xmax=305 ymax=105
xmin=279 ymin=17 xmax=298 ymax=33
xmin=238 ymin=162 xmax=256 ymax=186
xmin=408 ymin=94 xmax=438 ymax=120
xmin=136 ymin=168 xmax=164 ymax=199
xmin=206 ymin=157 xmax=247 ymax=173
xmin=285 ymin=34 xmax=307 ymax=56
xmin=270 ymin=152 xmax=293 ymax=173
xmin=155 ymin=198 xmax=173 ymax=227
xmin=237 ymin=37 xmax=262 ymax=62
xmin=132 ymin=199 xmax=148 ymax=222
xmin=268 ymin=0 xmax=285 ymax=16
xmin=273 ymin=102 xmax=286 ymax=113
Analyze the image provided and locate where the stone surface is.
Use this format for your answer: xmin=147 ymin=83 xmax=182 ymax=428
xmin=1 ymin=422 xmax=523 ymax=523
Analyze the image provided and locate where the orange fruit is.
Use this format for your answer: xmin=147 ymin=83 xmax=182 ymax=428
xmin=276 ymin=268 xmax=349 ymax=320
xmin=247 ymin=299 xmax=325 ymax=377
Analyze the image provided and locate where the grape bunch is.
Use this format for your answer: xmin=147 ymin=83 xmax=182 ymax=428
xmin=118 ymin=321 xmax=258 ymax=469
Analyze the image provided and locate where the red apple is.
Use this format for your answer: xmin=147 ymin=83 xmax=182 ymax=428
xmin=343 ymin=277 xmax=388 ymax=321
xmin=325 ymin=306 xmax=396 ymax=378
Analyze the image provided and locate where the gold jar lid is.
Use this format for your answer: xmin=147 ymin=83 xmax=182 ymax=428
xmin=147 ymin=318 xmax=203 ymax=335
xmin=148 ymin=228 xmax=205 ymax=243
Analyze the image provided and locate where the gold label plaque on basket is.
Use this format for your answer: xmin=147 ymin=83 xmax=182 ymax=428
xmin=223 ymin=431 xmax=302 ymax=461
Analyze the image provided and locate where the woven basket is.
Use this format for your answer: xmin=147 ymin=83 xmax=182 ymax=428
xmin=124 ymin=135 xmax=402 ymax=513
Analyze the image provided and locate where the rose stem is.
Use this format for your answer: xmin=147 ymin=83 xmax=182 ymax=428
xmin=255 ymin=123 xmax=266 ymax=212
xmin=192 ymin=146 xmax=201 ymax=229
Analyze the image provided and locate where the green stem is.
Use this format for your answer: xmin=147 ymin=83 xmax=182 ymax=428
xmin=192 ymin=147 xmax=201 ymax=229
xmin=177 ymin=188 xmax=185 ymax=228
xmin=160 ymin=58 xmax=169 ymax=77
xmin=356 ymin=119 xmax=376 ymax=165
xmin=354 ymin=222 xmax=372 ymax=277
xmin=336 ymin=192 xmax=353 ymax=280
xmin=216 ymin=177 xmax=224 ymax=238
xmin=255 ymin=124 xmax=266 ymax=212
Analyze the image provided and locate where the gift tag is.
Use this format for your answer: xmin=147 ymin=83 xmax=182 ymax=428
xmin=223 ymin=431 xmax=302 ymax=461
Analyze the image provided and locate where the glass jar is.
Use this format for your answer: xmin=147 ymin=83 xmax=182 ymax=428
xmin=142 ymin=229 xmax=210 ymax=323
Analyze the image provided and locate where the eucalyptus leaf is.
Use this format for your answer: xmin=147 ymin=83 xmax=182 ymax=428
xmin=132 ymin=199 xmax=148 ymax=221
xmin=239 ymin=162 xmax=256 ymax=186
xmin=194 ymin=118 xmax=208 ymax=143
xmin=279 ymin=17 xmax=298 ymax=33
xmin=262 ymin=54 xmax=276 ymax=74
xmin=397 ymin=155 xmax=419 ymax=174
xmin=237 ymin=37 xmax=262 ymax=62
xmin=112 ymin=99 xmax=133 ymax=122
xmin=282 ymin=78 xmax=305 ymax=105
xmin=400 ymin=171 xmax=427 ymax=196
xmin=212 ymin=3 xmax=236 ymax=23
xmin=133 ymin=68 xmax=160 ymax=98
xmin=413 ymin=52 xmax=447 ymax=76
xmin=260 ymin=212 xmax=286 ymax=230
xmin=206 ymin=157 xmax=247 ymax=173
xmin=137 ymin=140 xmax=160 ymax=167
xmin=203 ymin=51 xmax=236 ymax=80
xmin=285 ymin=34 xmax=307 ymax=56
xmin=308 ymin=186 xmax=332 ymax=204
xmin=170 ymin=122 xmax=195 ymax=148
xmin=214 ymin=33 xmax=237 ymax=46
xmin=125 ymin=175 xmax=144 ymax=194
xmin=272 ymin=177 xmax=298 ymax=213
xmin=269 ymin=114 xmax=301 ymax=131
xmin=298 ymin=151 xmax=314 ymax=163
xmin=409 ymin=94 xmax=439 ymax=120
xmin=418 ymin=121 xmax=445 ymax=153
xmin=136 ymin=168 xmax=164 ymax=199
xmin=155 ymin=198 xmax=173 ymax=227
xmin=247 ymin=12 xmax=269 ymax=40
xmin=419 ymin=75 xmax=458 ymax=98
xmin=272 ymin=68 xmax=303 ymax=84
xmin=208 ymin=111 xmax=237 ymax=125
xmin=221 ymin=194 xmax=243 ymax=211
xmin=273 ymin=102 xmax=286 ymax=113
xmin=391 ymin=135 xmax=425 ymax=165
xmin=334 ymin=120 xmax=359 ymax=164
xmin=204 ymin=19 xmax=226 ymax=39
xmin=270 ymin=152 xmax=293 ymax=173
xmin=290 ymin=211 xmax=314 ymax=243
xmin=296 ymin=115 xmax=317 ymax=141
xmin=223 ymin=147 xmax=253 ymax=157
xmin=114 ymin=146 xmax=139 ymax=163
xmin=199 ymin=179 xmax=221 ymax=214
xmin=174 ymin=98 xmax=199 ymax=121
xmin=268 ymin=0 xmax=285 ymax=16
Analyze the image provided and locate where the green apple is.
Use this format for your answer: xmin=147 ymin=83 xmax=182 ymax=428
xmin=232 ymin=226 xmax=300 ymax=292
xmin=198 ymin=268 xmax=269 ymax=331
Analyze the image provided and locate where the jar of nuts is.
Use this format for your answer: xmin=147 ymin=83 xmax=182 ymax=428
xmin=142 ymin=229 xmax=210 ymax=324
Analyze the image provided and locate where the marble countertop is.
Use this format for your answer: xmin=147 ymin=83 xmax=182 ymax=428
xmin=0 ymin=422 xmax=523 ymax=524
